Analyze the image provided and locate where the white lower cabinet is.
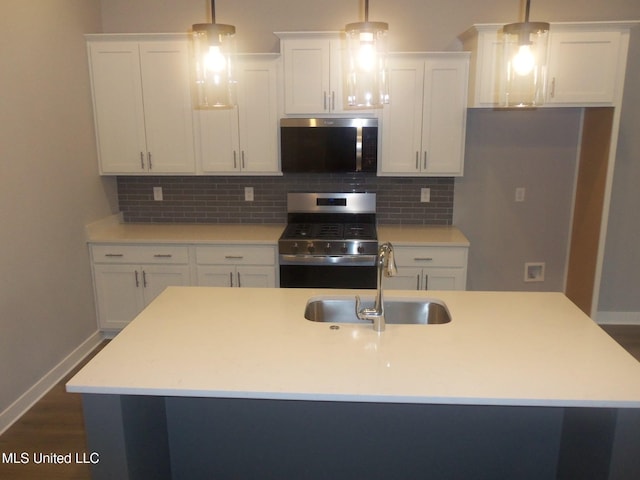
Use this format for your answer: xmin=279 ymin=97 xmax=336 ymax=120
xmin=195 ymin=245 xmax=277 ymax=288
xmin=385 ymin=246 xmax=468 ymax=291
xmin=90 ymin=245 xmax=192 ymax=330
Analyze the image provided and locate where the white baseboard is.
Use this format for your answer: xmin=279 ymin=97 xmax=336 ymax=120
xmin=0 ymin=331 xmax=104 ymax=436
xmin=597 ymin=311 xmax=640 ymax=325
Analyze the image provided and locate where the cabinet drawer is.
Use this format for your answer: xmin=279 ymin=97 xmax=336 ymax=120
xmin=393 ymin=246 xmax=467 ymax=267
xmin=91 ymin=245 xmax=190 ymax=264
xmin=195 ymin=245 xmax=276 ymax=266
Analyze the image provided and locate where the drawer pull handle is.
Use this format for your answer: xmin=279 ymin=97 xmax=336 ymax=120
xmin=225 ymin=256 xmax=244 ymax=260
xmin=105 ymin=253 xmax=124 ymax=257
xmin=134 ymin=270 xmax=139 ymax=288
xmin=414 ymin=257 xmax=433 ymax=261
xmin=153 ymin=254 xmax=173 ymax=258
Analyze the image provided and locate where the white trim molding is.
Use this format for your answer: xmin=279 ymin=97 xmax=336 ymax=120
xmin=597 ymin=311 xmax=640 ymax=325
xmin=0 ymin=332 xmax=103 ymax=435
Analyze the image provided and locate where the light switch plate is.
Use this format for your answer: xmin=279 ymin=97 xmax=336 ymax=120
xmin=245 ymin=187 xmax=254 ymax=202
xmin=420 ymin=188 xmax=431 ymax=203
xmin=153 ymin=186 xmax=163 ymax=201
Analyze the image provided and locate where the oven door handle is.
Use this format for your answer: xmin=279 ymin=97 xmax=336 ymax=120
xmin=279 ymin=254 xmax=377 ymax=266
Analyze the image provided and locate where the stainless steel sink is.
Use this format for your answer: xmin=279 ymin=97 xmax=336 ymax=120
xmin=304 ymin=296 xmax=452 ymax=325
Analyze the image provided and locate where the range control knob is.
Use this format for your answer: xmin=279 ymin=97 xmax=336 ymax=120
xmin=292 ymin=242 xmax=299 ymax=253
xmin=341 ymin=243 xmax=348 ymax=254
xmin=324 ymin=243 xmax=332 ymax=253
xmin=357 ymin=244 xmax=364 ymax=254
xmin=307 ymin=242 xmax=315 ymax=254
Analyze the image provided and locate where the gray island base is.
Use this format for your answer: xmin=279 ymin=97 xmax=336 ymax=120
xmin=82 ymin=394 xmax=640 ymax=479
xmin=67 ymin=287 xmax=640 ymax=479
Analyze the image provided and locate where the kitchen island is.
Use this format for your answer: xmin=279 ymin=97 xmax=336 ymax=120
xmin=67 ymin=287 xmax=640 ymax=479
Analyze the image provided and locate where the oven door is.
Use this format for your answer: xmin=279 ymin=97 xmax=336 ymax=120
xmin=279 ymin=255 xmax=377 ymax=289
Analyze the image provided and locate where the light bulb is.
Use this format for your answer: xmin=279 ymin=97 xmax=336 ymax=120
xmin=512 ymin=44 xmax=535 ymax=76
xmin=204 ymin=45 xmax=227 ymax=74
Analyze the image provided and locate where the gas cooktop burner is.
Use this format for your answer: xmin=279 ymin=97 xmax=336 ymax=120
xmin=282 ymin=222 xmax=376 ymax=241
xmin=279 ymin=193 xmax=378 ymax=258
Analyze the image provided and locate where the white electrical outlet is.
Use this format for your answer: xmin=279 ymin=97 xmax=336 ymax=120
xmin=244 ymin=187 xmax=254 ymax=202
xmin=153 ymin=186 xmax=163 ymax=201
xmin=524 ymin=262 xmax=545 ymax=282
xmin=515 ymin=187 xmax=526 ymax=202
xmin=420 ymin=188 xmax=431 ymax=203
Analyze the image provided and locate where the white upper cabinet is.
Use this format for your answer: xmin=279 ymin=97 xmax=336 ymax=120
xmin=277 ymin=32 xmax=346 ymax=114
xmin=546 ymin=29 xmax=625 ymax=105
xmin=380 ymin=53 xmax=469 ymax=176
xmin=87 ymin=35 xmax=196 ymax=174
xmin=196 ymin=55 xmax=280 ymax=174
xmin=460 ymin=22 xmax=634 ymax=108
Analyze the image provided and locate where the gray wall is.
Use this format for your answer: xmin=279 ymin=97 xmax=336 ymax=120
xmin=100 ymin=0 xmax=640 ymax=309
xmin=454 ymin=108 xmax=581 ymax=292
xmin=0 ymin=1 xmax=116 ymax=417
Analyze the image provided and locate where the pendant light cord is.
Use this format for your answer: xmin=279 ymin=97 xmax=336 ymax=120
xmin=364 ymin=0 xmax=369 ymax=22
xmin=524 ymin=0 xmax=531 ymax=22
xmin=211 ymin=0 xmax=216 ymax=23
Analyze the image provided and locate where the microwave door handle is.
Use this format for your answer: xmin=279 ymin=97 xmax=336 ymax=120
xmin=355 ymin=125 xmax=363 ymax=172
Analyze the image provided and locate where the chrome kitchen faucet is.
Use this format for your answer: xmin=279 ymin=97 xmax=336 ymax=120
xmin=355 ymin=242 xmax=397 ymax=332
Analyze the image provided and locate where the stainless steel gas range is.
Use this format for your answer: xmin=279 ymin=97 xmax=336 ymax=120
xmin=278 ymin=192 xmax=378 ymax=289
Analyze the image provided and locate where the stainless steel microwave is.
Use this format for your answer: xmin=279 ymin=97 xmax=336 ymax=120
xmin=280 ymin=118 xmax=378 ymax=173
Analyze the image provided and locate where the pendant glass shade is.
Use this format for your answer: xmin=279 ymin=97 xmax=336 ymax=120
xmin=345 ymin=17 xmax=389 ymax=108
xmin=502 ymin=0 xmax=550 ymax=107
xmin=192 ymin=22 xmax=236 ymax=109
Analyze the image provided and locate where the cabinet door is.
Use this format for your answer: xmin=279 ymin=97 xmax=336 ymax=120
xmin=423 ymin=268 xmax=466 ymax=291
xmin=236 ymin=266 xmax=276 ymax=288
xmin=139 ymin=41 xmax=196 ymax=173
xmin=88 ymin=41 xmax=147 ymax=174
xmin=380 ymin=57 xmax=425 ymax=175
xmin=385 ymin=267 xmax=423 ymax=290
xmin=421 ymin=56 xmax=468 ymax=175
xmin=93 ymin=264 xmax=144 ymax=329
xmin=141 ymin=265 xmax=192 ymax=306
xmin=237 ymin=58 xmax=280 ymax=173
xmin=196 ymin=266 xmax=235 ymax=287
xmin=282 ymin=38 xmax=332 ymax=114
xmin=547 ymin=31 xmax=621 ymax=105
xmin=197 ymin=108 xmax=241 ymax=173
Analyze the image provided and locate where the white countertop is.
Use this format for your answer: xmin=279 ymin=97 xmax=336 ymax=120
xmin=67 ymin=287 xmax=640 ymax=408
xmin=85 ymin=215 xmax=469 ymax=246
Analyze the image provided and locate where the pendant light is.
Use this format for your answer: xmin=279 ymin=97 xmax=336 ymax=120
xmin=345 ymin=0 xmax=389 ymax=108
xmin=192 ymin=0 xmax=237 ymax=109
xmin=502 ymin=0 xmax=550 ymax=107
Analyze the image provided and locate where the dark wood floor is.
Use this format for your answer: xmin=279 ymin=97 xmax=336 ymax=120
xmin=1 ymin=327 xmax=639 ymax=480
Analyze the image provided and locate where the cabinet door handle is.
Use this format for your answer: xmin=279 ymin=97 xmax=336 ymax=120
xmin=233 ymin=151 xmax=237 ymax=169
xmin=104 ymin=253 xmax=124 ymax=257
xmin=142 ymin=270 xmax=147 ymax=288
xmin=424 ymin=274 xmax=429 ymax=291
xmin=550 ymin=77 xmax=556 ymax=98
xmin=331 ymin=91 xmax=335 ymax=111
xmin=134 ymin=270 xmax=139 ymax=288
xmin=241 ymin=151 xmax=245 ymax=169
xmin=414 ymin=257 xmax=433 ymax=262
xmin=153 ymin=254 xmax=173 ymax=258
xmin=225 ymin=255 xmax=244 ymax=260
xmin=148 ymin=152 xmax=152 ymax=170
xmin=415 ymin=152 xmax=419 ymax=170
xmin=229 ymin=272 xmax=234 ymax=287
xmin=237 ymin=272 xmax=242 ymax=288
xmin=140 ymin=152 xmax=145 ymax=169
xmin=423 ymin=151 xmax=428 ymax=170
xmin=416 ymin=274 xmax=421 ymax=290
